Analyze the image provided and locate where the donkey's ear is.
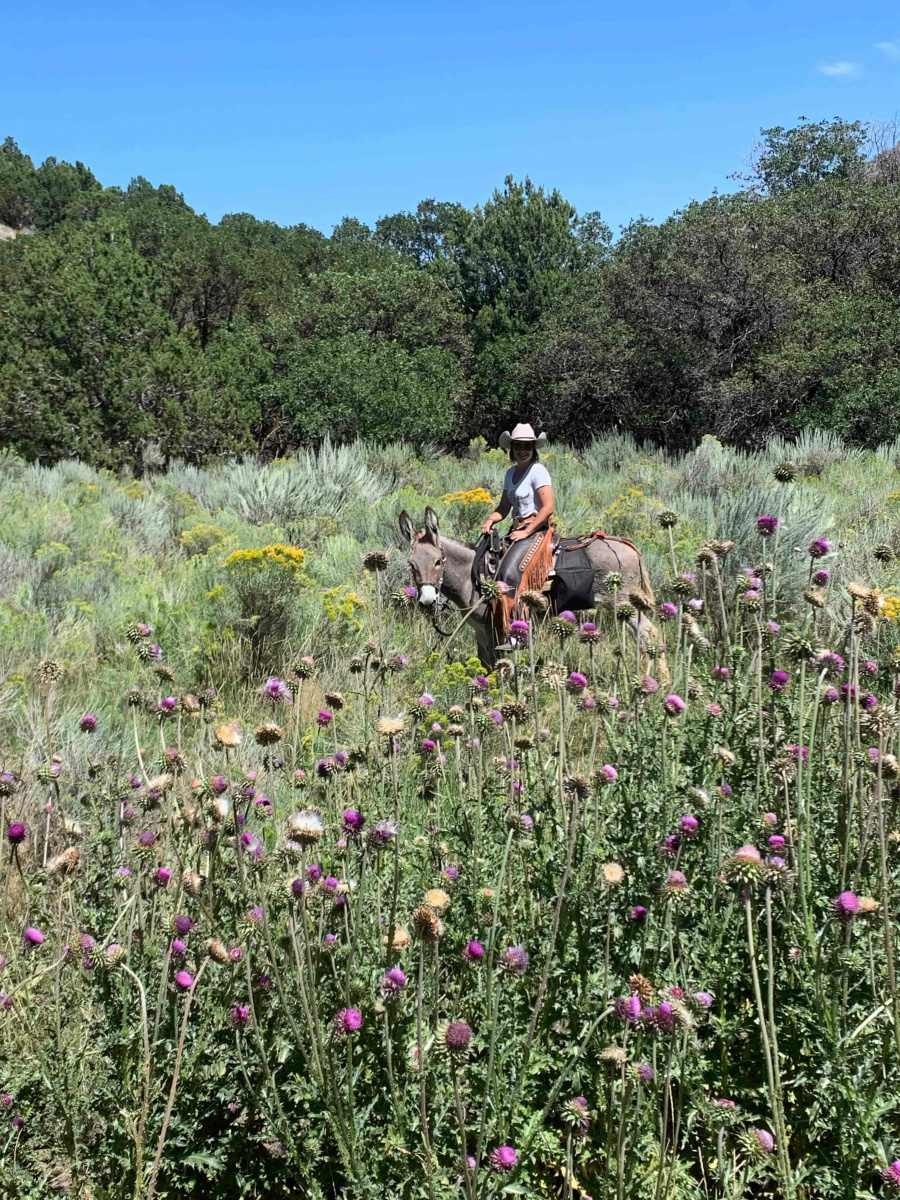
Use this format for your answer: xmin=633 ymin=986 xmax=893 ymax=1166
xmin=423 ymin=506 xmax=441 ymax=545
xmin=398 ymin=510 xmax=416 ymax=547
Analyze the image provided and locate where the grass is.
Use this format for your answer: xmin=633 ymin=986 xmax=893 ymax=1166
xmin=1 ymin=431 xmax=900 ymax=1198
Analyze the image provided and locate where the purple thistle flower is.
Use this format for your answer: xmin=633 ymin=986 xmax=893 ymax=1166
xmin=333 ymin=1007 xmax=363 ymax=1036
xmin=488 ymin=709 xmax=503 ymax=725
xmin=464 ymin=940 xmax=485 ymax=962
xmin=157 ymin=696 xmax=177 ymax=715
xmin=489 ymin=1145 xmax=518 ymax=1174
xmin=7 ymin=823 xmax=26 ymax=846
xmin=753 ymin=1128 xmax=775 ymax=1153
xmin=663 ymin=693 xmax=686 ymax=716
xmin=22 ymin=926 xmax=44 ymax=949
xmin=808 ymin=537 xmax=832 ymax=559
xmin=768 ymin=669 xmax=790 ymax=692
xmin=115 ymin=865 xmax=133 ymax=877
xmin=581 ymin=621 xmax=598 ymax=633
xmin=150 ymin=643 xmax=163 ymax=660
xmin=831 ymin=891 xmax=860 ymax=920
xmin=628 ymin=905 xmax=649 ymax=923
xmin=565 ymin=671 xmax=588 ymax=694
xmin=262 ymin=677 xmax=293 ymax=704
xmin=712 ymin=665 xmax=729 ymax=681
xmin=616 ymin=995 xmax=642 ymax=1022
xmin=421 ymin=738 xmax=437 ymax=753
xmin=693 ymin=990 xmax=714 ymax=1009
xmin=558 ymin=610 xmax=577 ymax=624
xmin=209 ymin=775 xmax=229 ymax=794
xmin=658 ymin=602 xmax=678 ymax=621
xmin=768 ymin=835 xmax=786 ymax=850
xmin=229 ymin=946 xmax=243 ymax=962
xmin=756 ymin=515 xmax=778 ymax=537
xmin=342 ymin=809 xmax=365 ymax=835
xmin=416 ymin=693 xmax=435 ymax=708
xmin=861 ymin=659 xmax=878 ymax=677
xmin=501 ymin=945 xmax=529 ymax=975
xmin=443 ymin=1019 xmax=473 ymax=1053
xmin=812 ymin=568 xmax=829 ymax=585
xmin=641 ymin=676 xmax=659 ymax=695
xmin=79 ymin=714 xmax=97 ymax=733
xmin=380 ymin=967 xmax=408 ymax=996
xmin=510 ymin=619 xmax=530 ymax=638
xmin=154 ymin=867 xmax=171 ymax=888
xmin=368 ymin=819 xmax=398 ymax=850
xmin=636 ymin=1063 xmax=654 ymax=1083
xmin=171 ymin=939 xmax=186 ymax=956
xmin=680 ymin=814 xmax=699 ymax=838
xmin=11 ymin=1115 xmax=24 ymax=1130
xmin=317 ymin=709 xmax=333 ymax=728
xmin=174 ymin=970 xmax=194 ymax=990
xmin=232 ymin=1004 xmax=251 ymax=1027
xmin=882 ymin=1162 xmax=900 ymax=1190
xmin=822 ymin=685 xmax=840 ymax=705
xmin=174 ymin=914 xmax=194 ymax=936
xmin=597 ymin=764 xmax=618 ymax=784
xmin=291 ymin=877 xmax=305 ymax=897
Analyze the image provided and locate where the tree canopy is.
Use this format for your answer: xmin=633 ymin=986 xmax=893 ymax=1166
xmin=2 ymin=119 xmax=900 ymax=466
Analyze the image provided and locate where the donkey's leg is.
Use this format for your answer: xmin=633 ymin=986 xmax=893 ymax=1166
xmin=626 ymin=614 xmax=668 ymax=681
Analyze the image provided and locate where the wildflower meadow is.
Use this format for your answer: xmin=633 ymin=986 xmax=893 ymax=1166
xmin=3 ymin=430 xmax=900 ymax=1198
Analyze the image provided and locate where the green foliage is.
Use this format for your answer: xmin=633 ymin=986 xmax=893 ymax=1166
xmin=3 ymin=117 xmax=900 ymax=465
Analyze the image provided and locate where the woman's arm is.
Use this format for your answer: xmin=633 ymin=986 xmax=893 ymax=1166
xmin=509 ymin=485 xmax=554 ymax=542
xmin=482 ymin=493 xmax=512 ymax=534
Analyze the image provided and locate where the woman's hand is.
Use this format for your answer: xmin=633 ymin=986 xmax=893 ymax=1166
xmin=509 ymin=525 xmax=532 ymax=542
xmin=481 ymin=517 xmax=496 ymax=535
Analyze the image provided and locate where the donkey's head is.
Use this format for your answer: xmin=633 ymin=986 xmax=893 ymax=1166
xmin=398 ymin=507 xmax=443 ymax=607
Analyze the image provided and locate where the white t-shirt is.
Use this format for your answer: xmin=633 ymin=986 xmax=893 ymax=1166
xmin=503 ymin=461 xmax=552 ymax=520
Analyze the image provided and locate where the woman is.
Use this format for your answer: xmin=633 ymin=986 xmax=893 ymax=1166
xmin=480 ymin=423 xmax=555 ymax=642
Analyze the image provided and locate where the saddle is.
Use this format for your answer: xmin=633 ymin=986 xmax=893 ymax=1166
xmin=472 ymin=528 xmax=641 ymax=615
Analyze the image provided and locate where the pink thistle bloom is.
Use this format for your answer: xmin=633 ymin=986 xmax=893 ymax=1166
xmin=421 ymin=739 xmax=437 ymax=753
xmin=707 ymin=703 xmax=722 ymax=717
xmin=663 ymin=694 xmax=686 ymax=716
xmin=881 ymin=1162 xmax=900 ymax=1190
xmin=333 ymin=1007 xmax=363 ymax=1036
xmin=154 ymin=867 xmax=171 ymax=888
xmin=831 ymin=891 xmax=860 ymax=920
xmin=79 ymin=714 xmax=97 ymax=733
xmin=658 ymin=602 xmax=678 ymax=621
xmin=641 ymin=676 xmax=659 ymax=695
xmin=752 ymin=1129 xmax=775 ymax=1153
xmin=510 ymin=619 xmax=530 ymax=637
xmin=712 ymin=665 xmax=729 ymax=681
xmin=861 ymin=659 xmax=878 ymax=677
xmin=464 ymin=940 xmax=485 ymax=961
xmin=317 ymin=709 xmax=333 ymax=727
xmin=174 ymin=970 xmax=194 ymax=990
xmin=597 ymin=764 xmax=618 ymax=784
xmin=489 ymin=1145 xmax=518 ymax=1174
xmin=812 ymin=568 xmax=829 ymax=585
xmin=558 ymin=610 xmax=577 ymax=624
xmin=22 ymin=926 xmax=44 ymax=949
xmin=756 ymin=515 xmax=778 ymax=537
xmin=566 ymin=671 xmax=588 ymax=694
xmin=680 ymin=814 xmax=699 ymax=838
xmin=628 ymin=905 xmax=648 ymax=923
xmin=416 ymin=693 xmax=435 ymax=708
xmin=768 ymin=669 xmax=789 ymax=692
xmin=232 ymin=1004 xmax=251 ymax=1027
xmin=7 ymin=823 xmax=26 ymax=846
xmin=808 ymin=537 xmax=831 ymax=559
xmin=616 ymin=995 xmax=642 ymax=1022
xmin=157 ymin=696 xmax=177 ymax=714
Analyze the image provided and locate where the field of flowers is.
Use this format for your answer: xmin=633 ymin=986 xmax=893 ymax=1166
xmin=3 ymin=430 xmax=900 ymax=1199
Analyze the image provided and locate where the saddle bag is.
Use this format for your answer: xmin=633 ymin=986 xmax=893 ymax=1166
xmin=551 ymin=542 xmax=596 ymax=613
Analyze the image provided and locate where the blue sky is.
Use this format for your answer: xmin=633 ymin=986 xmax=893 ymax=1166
xmin=4 ymin=0 xmax=900 ymax=234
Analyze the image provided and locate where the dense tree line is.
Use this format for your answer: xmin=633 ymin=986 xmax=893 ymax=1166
xmin=2 ymin=119 xmax=900 ymax=467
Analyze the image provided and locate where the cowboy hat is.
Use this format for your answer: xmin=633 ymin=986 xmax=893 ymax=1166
xmin=498 ymin=423 xmax=548 ymax=451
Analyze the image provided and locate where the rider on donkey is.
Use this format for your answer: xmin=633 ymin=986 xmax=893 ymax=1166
xmin=480 ymin=423 xmax=555 ymax=645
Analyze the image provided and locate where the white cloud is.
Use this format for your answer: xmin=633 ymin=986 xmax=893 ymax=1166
xmin=820 ymin=61 xmax=858 ymax=76
xmin=875 ymin=41 xmax=900 ymax=58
